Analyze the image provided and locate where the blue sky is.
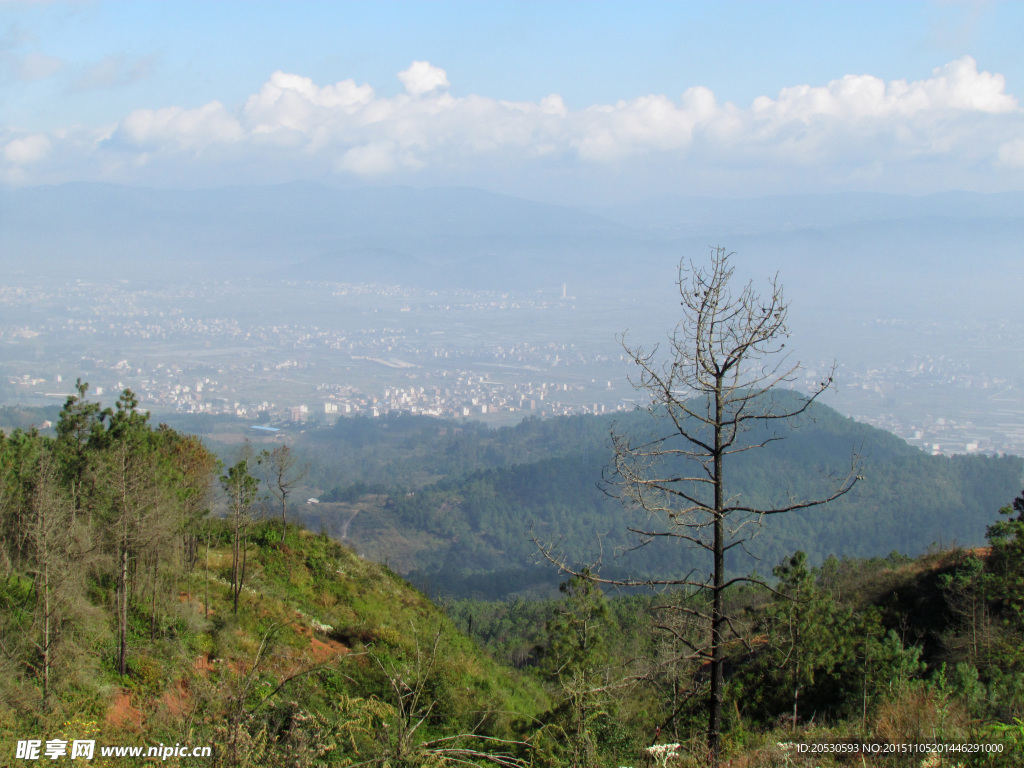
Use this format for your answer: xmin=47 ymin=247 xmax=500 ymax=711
xmin=2 ymin=1 xmax=1023 ymax=202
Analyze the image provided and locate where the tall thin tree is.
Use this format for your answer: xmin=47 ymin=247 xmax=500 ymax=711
xmin=221 ymin=446 xmax=261 ymax=615
xmin=260 ymin=444 xmax=306 ymax=544
xmin=539 ymin=247 xmax=859 ymax=766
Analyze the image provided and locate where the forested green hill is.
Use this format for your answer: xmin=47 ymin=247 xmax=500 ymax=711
xmin=0 ymin=387 xmax=549 ymax=767
xmin=299 ymin=397 xmax=1022 ymax=599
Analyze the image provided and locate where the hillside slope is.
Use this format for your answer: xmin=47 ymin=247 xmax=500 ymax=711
xmin=299 ymin=398 xmax=1022 ymax=598
xmin=0 ymin=520 xmax=548 ymax=767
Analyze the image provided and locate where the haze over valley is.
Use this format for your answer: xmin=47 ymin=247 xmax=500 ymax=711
xmin=3 ymin=183 xmax=1023 ymax=457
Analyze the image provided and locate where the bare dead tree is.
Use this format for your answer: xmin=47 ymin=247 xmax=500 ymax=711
xmin=24 ymin=457 xmax=75 ymax=714
xmin=102 ymin=418 xmax=175 ymax=676
xmin=23 ymin=454 xmax=100 ymax=714
xmin=221 ymin=443 xmax=261 ymax=615
xmin=223 ymin=622 xmax=308 ymax=764
xmin=538 ymin=247 xmax=860 ymax=766
xmin=259 ymin=444 xmax=307 ymax=543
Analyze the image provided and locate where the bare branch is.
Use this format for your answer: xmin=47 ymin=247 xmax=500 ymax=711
xmin=538 ymin=246 xmax=862 ymax=768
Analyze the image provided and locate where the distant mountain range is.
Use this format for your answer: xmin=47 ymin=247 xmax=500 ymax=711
xmin=1 ymin=182 xmax=661 ymax=287
xmin=3 ymin=183 xmax=1022 ymax=308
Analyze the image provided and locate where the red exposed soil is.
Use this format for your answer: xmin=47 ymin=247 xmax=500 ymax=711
xmin=106 ymin=690 xmax=143 ymax=731
xmin=310 ymin=636 xmax=347 ymax=662
xmin=194 ymin=653 xmax=215 ymax=675
xmin=161 ymin=678 xmax=191 ymax=718
xmin=105 ymin=625 xmax=344 ymax=733
xmin=292 ymin=615 xmax=350 ymax=662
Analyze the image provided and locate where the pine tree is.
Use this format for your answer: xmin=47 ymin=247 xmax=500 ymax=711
xmin=542 ymin=570 xmax=611 ymax=768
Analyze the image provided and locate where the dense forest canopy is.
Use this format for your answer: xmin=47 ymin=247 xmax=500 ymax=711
xmin=292 ymin=398 xmax=1023 ymax=599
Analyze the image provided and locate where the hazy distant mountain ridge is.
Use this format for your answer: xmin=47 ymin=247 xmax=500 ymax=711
xmin=1 ymin=182 xmax=655 ymax=285
xmin=4 ymin=183 xmax=1021 ymax=299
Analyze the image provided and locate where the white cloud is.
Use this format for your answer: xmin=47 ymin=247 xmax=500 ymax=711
xmin=749 ymin=56 xmax=1015 ymax=125
xmin=338 ymin=142 xmax=397 ymax=175
xmin=116 ymin=101 xmax=243 ymax=151
xmin=571 ymin=88 xmax=720 ymax=162
xmin=998 ymin=138 xmax=1024 ymax=169
xmin=244 ymin=71 xmax=375 ymax=138
xmin=398 ymin=61 xmax=450 ymax=97
xmin=4 ymin=133 xmax=50 ymax=164
xmin=4 ymin=57 xmax=1023 ymax=195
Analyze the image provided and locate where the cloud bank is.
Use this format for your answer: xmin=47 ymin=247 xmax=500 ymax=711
xmin=2 ymin=56 xmax=1021 ymax=197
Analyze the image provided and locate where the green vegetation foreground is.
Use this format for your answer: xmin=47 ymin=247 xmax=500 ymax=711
xmin=0 ymin=383 xmax=547 ymax=767
xmin=2 ymin=382 xmax=1024 ymax=766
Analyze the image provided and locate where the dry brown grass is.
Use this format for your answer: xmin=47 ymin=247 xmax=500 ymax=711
xmin=873 ymin=687 xmax=969 ymax=744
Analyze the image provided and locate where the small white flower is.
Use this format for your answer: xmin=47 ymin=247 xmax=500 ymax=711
xmin=645 ymin=743 xmax=681 ymax=767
